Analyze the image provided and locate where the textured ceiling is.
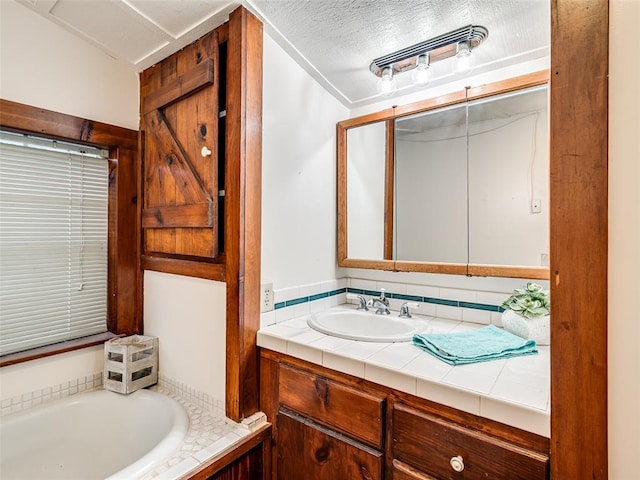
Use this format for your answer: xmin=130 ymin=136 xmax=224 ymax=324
xmin=246 ymin=0 xmax=550 ymax=106
xmin=17 ymin=0 xmax=550 ymax=107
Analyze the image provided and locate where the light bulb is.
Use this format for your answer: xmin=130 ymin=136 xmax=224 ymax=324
xmin=411 ymin=54 xmax=432 ymax=87
xmin=453 ymin=41 xmax=473 ymax=76
xmin=376 ymin=67 xmax=396 ymax=96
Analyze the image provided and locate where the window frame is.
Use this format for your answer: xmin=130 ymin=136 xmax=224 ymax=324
xmin=0 ymin=99 xmax=140 ymax=367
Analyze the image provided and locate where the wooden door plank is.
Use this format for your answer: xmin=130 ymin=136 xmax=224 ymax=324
xmin=142 ymin=59 xmax=214 ymax=115
xmin=144 ymin=110 xmax=212 ymax=205
xmin=142 ymin=203 xmax=213 ymax=228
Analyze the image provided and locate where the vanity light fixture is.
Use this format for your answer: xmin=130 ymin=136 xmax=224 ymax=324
xmin=376 ymin=66 xmax=397 ymax=96
xmin=411 ymin=53 xmax=433 ymax=87
xmin=370 ymin=24 xmax=488 ymax=95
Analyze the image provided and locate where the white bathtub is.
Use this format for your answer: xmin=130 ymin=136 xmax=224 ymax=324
xmin=0 ymin=388 xmax=189 ymax=480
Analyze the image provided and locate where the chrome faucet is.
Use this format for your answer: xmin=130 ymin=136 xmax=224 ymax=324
xmin=367 ymin=288 xmax=390 ymax=315
xmin=346 ymin=293 xmax=368 ymax=311
xmin=399 ymin=302 xmax=419 ymax=318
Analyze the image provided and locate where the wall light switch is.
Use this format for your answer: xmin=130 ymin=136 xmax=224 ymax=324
xmin=261 ymin=283 xmax=274 ymax=313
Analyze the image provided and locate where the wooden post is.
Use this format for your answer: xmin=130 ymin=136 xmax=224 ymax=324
xmin=550 ymin=0 xmax=608 ymax=477
xmin=225 ymin=6 xmax=263 ymax=421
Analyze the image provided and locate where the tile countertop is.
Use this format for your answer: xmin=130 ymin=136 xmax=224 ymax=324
xmin=257 ymin=305 xmax=550 ymax=438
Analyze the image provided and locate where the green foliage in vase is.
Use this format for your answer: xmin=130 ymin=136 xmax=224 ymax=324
xmin=501 ymin=282 xmax=550 ymax=318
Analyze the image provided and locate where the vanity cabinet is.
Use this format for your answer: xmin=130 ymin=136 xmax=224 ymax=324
xmin=392 ymin=402 xmax=548 ymax=480
xmin=260 ymin=349 xmax=549 ymax=480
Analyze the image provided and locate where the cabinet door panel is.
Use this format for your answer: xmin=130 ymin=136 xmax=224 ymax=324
xmin=140 ymin=30 xmax=219 ymax=258
xmin=277 ymin=408 xmax=383 ymax=480
xmin=393 ymin=403 xmax=548 ymax=480
xmin=279 ymin=363 xmax=384 ymax=448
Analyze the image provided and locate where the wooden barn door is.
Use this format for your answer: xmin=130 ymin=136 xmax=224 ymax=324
xmin=140 ymin=30 xmax=221 ymax=261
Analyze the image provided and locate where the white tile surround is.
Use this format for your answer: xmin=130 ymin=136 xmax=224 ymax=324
xmin=259 ymin=278 xmax=550 ymax=437
xmin=141 ymin=380 xmax=267 ymax=480
xmin=1 ymin=374 xmax=268 ymax=480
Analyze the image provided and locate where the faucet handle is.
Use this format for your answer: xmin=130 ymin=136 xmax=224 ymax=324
xmin=346 ymin=293 xmax=368 ymax=311
xmin=399 ymin=302 xmax=419 ymax=318
xmin=378 ymin=288 xmax=389 ymax=306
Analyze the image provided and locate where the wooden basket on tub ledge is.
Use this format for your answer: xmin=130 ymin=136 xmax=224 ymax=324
xmin=104 ymin=335 xmax=158 ymax=394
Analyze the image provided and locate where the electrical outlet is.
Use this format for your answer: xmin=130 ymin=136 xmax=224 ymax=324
xmin=261 ymin=283 xmax=274 ymax=313
xmin=531 ymin=198 xmax=542 ymax=214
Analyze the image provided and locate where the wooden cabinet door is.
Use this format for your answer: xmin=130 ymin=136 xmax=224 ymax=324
xmin=140 ymin=30 xmax=220 ymax=258
xmin=277 ymin=408 xmax=383 ymax=480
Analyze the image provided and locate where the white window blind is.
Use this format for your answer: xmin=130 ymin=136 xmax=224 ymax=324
xmin=0 ymin=131 xmax=109 ymax=356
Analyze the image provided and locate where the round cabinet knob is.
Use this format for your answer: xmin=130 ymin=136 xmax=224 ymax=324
xmin=201 ymin=146 xmax=212 ymax=157
xmin=450 ymin=455 xmax=465 ymax=472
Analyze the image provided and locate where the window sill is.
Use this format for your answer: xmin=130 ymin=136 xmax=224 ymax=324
xmin=0 ymin=332 xmax=118 ymax=368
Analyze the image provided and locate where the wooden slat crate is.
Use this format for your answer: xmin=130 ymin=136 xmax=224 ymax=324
xmin=104 ymin=335 xmax=158 ymax=394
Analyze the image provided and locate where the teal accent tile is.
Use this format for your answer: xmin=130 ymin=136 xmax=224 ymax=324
xmin=425 ymin=297 xmax=459 ymax=307
xmin=273 ymin=284 xmax=499 ymax=315
xmin=309 ymin=292 xmax=329 ymax=302
xmin=285 ymin=297 xmax=308 ymax=307
xmin=392 ymin=293 xmax=423 ymax=302
xmin=459 ymin=301 xmax=501 ymax=312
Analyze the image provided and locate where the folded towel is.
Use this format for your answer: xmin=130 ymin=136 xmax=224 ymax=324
xmin=412 ymin=325 xmax=537 ymax=365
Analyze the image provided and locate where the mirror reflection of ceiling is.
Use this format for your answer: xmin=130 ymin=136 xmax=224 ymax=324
xmin=397 ymin=86 xmax=548 ymax=138
xmin=16 ymin=0 xmax=550 ymax=107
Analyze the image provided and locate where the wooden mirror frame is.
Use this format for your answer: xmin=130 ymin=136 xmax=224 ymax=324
xmin=337 ymin=70 xmax=550 ymax=280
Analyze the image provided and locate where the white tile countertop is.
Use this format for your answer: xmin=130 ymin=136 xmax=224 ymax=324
xmin=257 ymin=305 xmax=550 ymax=437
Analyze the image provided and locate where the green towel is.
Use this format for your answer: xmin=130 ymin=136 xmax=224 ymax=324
xmin=412 ymin=325 xmax=537 ymax=365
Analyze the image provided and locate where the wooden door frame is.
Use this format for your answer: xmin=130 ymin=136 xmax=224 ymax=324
xmin=550 ymin=0 xmax=608 ymax=478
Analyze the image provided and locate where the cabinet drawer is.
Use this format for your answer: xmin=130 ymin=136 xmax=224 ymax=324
xmin=278 ymin=364 xmax=385 ymax=448
xmin=392 ymin=459 xmax=438 ymax=480
xmin=277 ymin=408 xmax=383 ymax=480
xmin=393 ymin=403 xmax=549 ymax=480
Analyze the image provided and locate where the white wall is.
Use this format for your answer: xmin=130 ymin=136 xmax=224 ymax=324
xmin=261 ymin=33 xmax=349 ymax=290
xmin=143 ymin=272 xmax=226 ymax=403
xmin=0 ymin=1 xmax=138 ymax=130
xmin=608 ymin=1 xmax=640 ymax=478
xmin=0 ymin=1 xmax=139 ymax=400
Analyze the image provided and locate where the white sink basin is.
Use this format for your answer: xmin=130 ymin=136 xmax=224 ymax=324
xmin=307 ymin=308 xmax=428 ymax=342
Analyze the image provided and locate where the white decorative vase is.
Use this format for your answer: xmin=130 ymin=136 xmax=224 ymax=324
xmin=501 ymin=309 xmax=550 ymax=345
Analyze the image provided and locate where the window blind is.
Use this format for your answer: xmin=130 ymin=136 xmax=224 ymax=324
xmin=0 ymin=131 xmax=109 ymax=356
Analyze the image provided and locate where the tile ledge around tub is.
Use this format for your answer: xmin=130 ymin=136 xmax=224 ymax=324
xmin=140 ymin=384 xmax=269 ymax=480
xmin=257 ymin=310 xmax=550 ymax=438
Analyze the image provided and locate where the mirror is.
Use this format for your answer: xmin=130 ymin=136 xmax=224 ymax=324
xmin=467 ymin=87 xmax=549 ymax=267
xmin=337 ymin=71 xmax=550 ymax=279
xmin=395 ymin=102 xmax=469 ymax=264
xmin=346 ymin=121 xmax=386 ymax=260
